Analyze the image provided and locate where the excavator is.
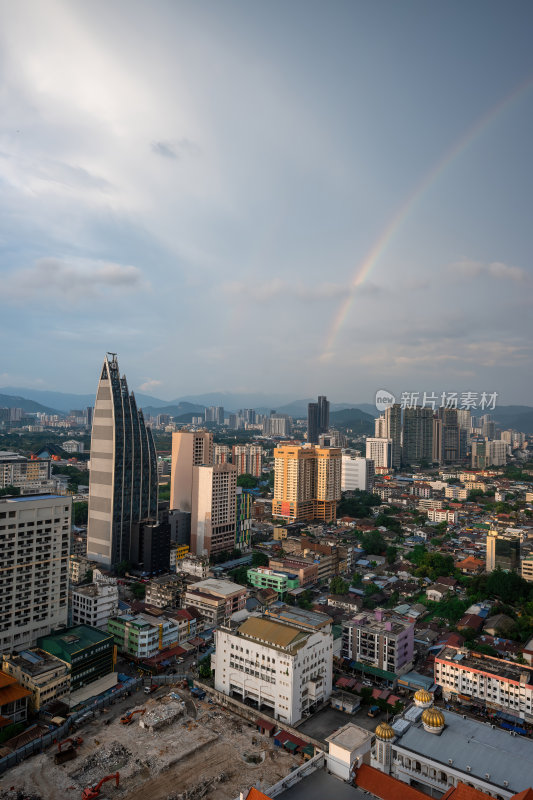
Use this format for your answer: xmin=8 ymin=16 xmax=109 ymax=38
xmin=81 ymin=771 xmax=120 ymax=799
xmin=53 ymin=736 xmax=83 ymax=764
xmin=120 ymin=708 xmax=146 ymax=725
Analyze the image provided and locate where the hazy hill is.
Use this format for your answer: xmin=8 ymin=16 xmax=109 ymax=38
xmin=0 ymin=393 xmax=58 ymax=415
xmin=330 ymin=407 xmax=375 ymax=434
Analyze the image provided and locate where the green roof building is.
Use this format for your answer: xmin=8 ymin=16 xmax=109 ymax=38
xmin=247 ymin=567 xmax=299 ymax=597
xmin=37 ymin=625 xmax=115 ymax=691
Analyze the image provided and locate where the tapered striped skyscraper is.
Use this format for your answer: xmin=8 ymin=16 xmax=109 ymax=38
xmin=87 ymin=354 xmax=157 ymax=569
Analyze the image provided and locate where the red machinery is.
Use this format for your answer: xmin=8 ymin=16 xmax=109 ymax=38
xmin=81 ymin=772 xmax=120 ymax=799
xmin=58 ymin=736 xmax=83 ymax=752
xmin=120 ymin=708 xmax=146 ymax=725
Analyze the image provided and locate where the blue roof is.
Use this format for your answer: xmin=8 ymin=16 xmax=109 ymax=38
xmin=7 ymin=494 xmax=65 ymax=502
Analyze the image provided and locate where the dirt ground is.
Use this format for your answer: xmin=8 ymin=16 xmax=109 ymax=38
xmin=0 ymin=688 xmax=299 ymax=800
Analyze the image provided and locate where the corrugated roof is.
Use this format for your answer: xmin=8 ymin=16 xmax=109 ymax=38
xmin=0 ymin=673 xmax=17 ymax=689
xmin=238 ymin=617 xmax=305 ymax=648
xmin=0 ymin=684 xmax=32 ymax=705
xmin=356 ymin=764 xmax=428 ymax=800
xmin=246 ymin=789 xmax=272 ymax=800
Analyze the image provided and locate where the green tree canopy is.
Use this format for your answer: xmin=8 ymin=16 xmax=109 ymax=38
xmin=361 ymin=531 xmax=386 ymax=555
xmin=251 ymin=551 xmax=269 ymax=567
xmin=330 ymin=576 xmax=349 ymax=595
xmin=237 ymin=473 xmax=259 ymax=489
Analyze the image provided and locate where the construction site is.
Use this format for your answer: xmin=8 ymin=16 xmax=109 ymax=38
xmin=0 ymin=686 xmax=300 ymax=800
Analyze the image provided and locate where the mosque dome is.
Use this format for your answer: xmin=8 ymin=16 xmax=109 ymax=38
xmin=413 ymin=689 xmax=433 ymax=708
xmin=421 ymin=706 xmax=445 ymax=733
xmin=375 ymin=721 xmax=395 ymax=740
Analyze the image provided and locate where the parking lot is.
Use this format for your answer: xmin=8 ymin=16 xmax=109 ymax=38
xmin=297 ymin=703 xmax=388 ymax=744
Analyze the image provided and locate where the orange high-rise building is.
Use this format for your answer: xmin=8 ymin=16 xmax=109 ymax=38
xmin=272 ymin=444 xmax=341 ymax=523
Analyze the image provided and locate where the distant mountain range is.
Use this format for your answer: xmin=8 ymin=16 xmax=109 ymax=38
xmin=1 ymin=386 xmax=532 ymax=433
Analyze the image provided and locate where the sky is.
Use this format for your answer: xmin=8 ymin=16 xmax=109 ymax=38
xmin=1 ymin=0 xmax=532 ymax=405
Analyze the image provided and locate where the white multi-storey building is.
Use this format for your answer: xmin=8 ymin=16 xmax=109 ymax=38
xmin=365 ymin=438 xmax=392 ymax=470
xmin=341 ymin=455 xmax=375 ymax=492
xmin=71 ymin=570 xmax=119 ymax=629
xmin=213 ymin=607 xmax=333 ymax=725
xmin=435 ymin=646 xmax=533 ymax=721
xmin=0 ymin=495 xmax=70 ymax=653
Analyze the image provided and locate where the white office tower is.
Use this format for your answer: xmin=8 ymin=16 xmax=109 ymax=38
xmin=0 ymin=494 xmax=70 ymax=653
xmin=341 ymin=455 xmax=375 ymax=491
xmin=365 ymin=438 xmax=392 ymax=469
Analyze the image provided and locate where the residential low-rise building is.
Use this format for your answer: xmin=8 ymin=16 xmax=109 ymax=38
xmin=268 ymin=558 xmax=318 ymax=588
xmin=107 ymin=614 xmax=181 ymax=659
xmin=247 ymin=568 xmax=299 ymax=596
xmin=69 ymin=555 xmax=92 ymax=585
xmin=213 ymin=607 xmax=333 ymax=724
xmin=183 ymin=579 xmax=247 ymax=627
xmin=145 ymin=575 xmax=183 ymax=609
xmin=2 ymin=648 xmax=70 ymax=711
xmin=71 ymin=570 xmax=119 ymax=629
xmin=342 ymin=608 xmax=414 ymax=677
xmin=176 ymin=554 xmax=210 ymax=580
xmin=435 ymin=645 xmax=533 ymax=721
xmin=521 ymin=554 xmax=533 ymax=582
xmin=427 ymin=508 xmax=458 ymax=523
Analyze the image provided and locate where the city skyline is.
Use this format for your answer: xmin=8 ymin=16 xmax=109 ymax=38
xmin=0 ymin=1 xmax=532 ymax=403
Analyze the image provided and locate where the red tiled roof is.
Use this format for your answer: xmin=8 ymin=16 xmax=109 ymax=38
xmin=443 ymin=782 xmax=516 ymax=799
xmin=356 ymin=764 xmax=428 ymax=800
xmin=512 ymin=790 xmax=533 ymax=800
xmin=246 ymin=789 xmax=273 ymax=800
xmin=256 ymin=718 xmax=275 ymax=731
xmin=0 ymin=684 xmax=31 ymax=705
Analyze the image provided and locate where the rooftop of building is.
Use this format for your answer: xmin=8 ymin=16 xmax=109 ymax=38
xmin=188 ymin=578 xmax=247 ymax=597
xmin=276 ymin=768 xmax=369 ymax=800
xmin=264 ymin=606 xmax=332 ymax=631
xmin=396 ymin=708 xmax=533 ymax=794
xmin=37 ymin=625 xmax=113 ymax=662
xmin=148 ymin=574 xmax=182 ymax=587
xmin=326 ymin=723 xmax=372 ymax=750
xmin=3 ymin=648 xmax=68 ymax=677
xmin=73 ymin=582 xmax=117 ymax=598
xmin=0 ymin=494 xmax=65 ymax=504
xmin=0 ymin=672 xmax=32 ymax=705
xmin=436 ymin=645 xmax=533 ymax=685
xmin=236 ymin=616 xmax=309 ymax=651
xmin=346 ymin=609 xmax=411 ymax=635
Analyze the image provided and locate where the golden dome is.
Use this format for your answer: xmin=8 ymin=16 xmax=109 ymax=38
xmin=413 ymin=689 xmax=432 ymax=705
xmin=375 ymin=721 xmax=395 ymax=740
xmin=421 ymin=707 xmax=445 ymax=729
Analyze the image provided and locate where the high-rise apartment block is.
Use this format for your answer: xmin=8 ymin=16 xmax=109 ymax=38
xmin=486 ymin=529 xmax=521 ymax=572
xmin=87 ymin=354 xmax=157 ymax=569
xmin=190 ymin=463 xmax=237 ymax=556
xmin=170 ymin=430 xmax=213 ymax=512
xmin=365 ymin=438 xmax=392 ymax=470
xmin=273 ymin=444 xmax=341 ymax=523
xmin=214 ymin=444 xmax=230 ymax=464
xmin=205 ymin=406 xmax=224 ymax=425
xmin=307 ymin=395 xmax=329 ymax=445
xmin=0 ymin=495 xmax=70 ymax=653
xmin=341 ymin=455 xmax=375 ymax=492
xmin=374 ymin=405 xmax=401 ymax=468
xmin=264 ymin=413 xmax=292 ymax=437
xmin=232 ymin=444 xmax=262 ymax=477
xmin=438 ymin=407 xmax=460 ymax=464
xmin=402 ymin=407 xmax=433 ymax=465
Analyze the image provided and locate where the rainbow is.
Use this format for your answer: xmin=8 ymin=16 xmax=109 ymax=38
xmin=320 ymin=74 xmax=533 ymax=361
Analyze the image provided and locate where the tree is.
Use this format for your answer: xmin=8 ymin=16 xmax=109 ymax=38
xmin=230 ymin=566 xmax=249 ymax=586
xmin=237 ymin=473 xmax=259 ymax=489
xmin=337 ymin=490 xmax=381 ymax=518
xmin=198 ymin=656 xmax=212 ymax=679
xmin=330 ymin=576 xmax=349 ymax=595
xmin=84 ymin=569 xmax=93 ymax=583
xmin=116 ymin=560 xmax=131 ymax=577
xmin=386 ymin=546 xmax=397 ymax=565
xmin=251 ymin=551 xmax=269 ymax=567
xmin=0 ymin=485 xmax=20 ymax=498
xmin=73 ymin=501 xmax=88 ymax=525
xmin=131 ymin=582 xmax=146 ymax=600
xmin=361 ymin=531 xmax=386 ymax=555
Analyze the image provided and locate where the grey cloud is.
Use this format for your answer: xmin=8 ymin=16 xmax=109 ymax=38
xmin=223 ymin=279 xmax=381 ymax=303
xmin=150 ymin=138 xmax=201 ymax=159
xmin=2 ymin=257 xmax=146 ymax=303
xmin=450 ymin=258 xmax=528 ymax=282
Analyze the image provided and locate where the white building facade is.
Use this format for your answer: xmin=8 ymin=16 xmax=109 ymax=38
xmin=213 ymin=611 xmax=333 ymax=725
xmin=365 ymin=438 xmax=392 ymax=470
xmin=71 ymin=571 xmax=119 ymax=629
xmin=341 ymin=455 xmax=375 ymax=492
